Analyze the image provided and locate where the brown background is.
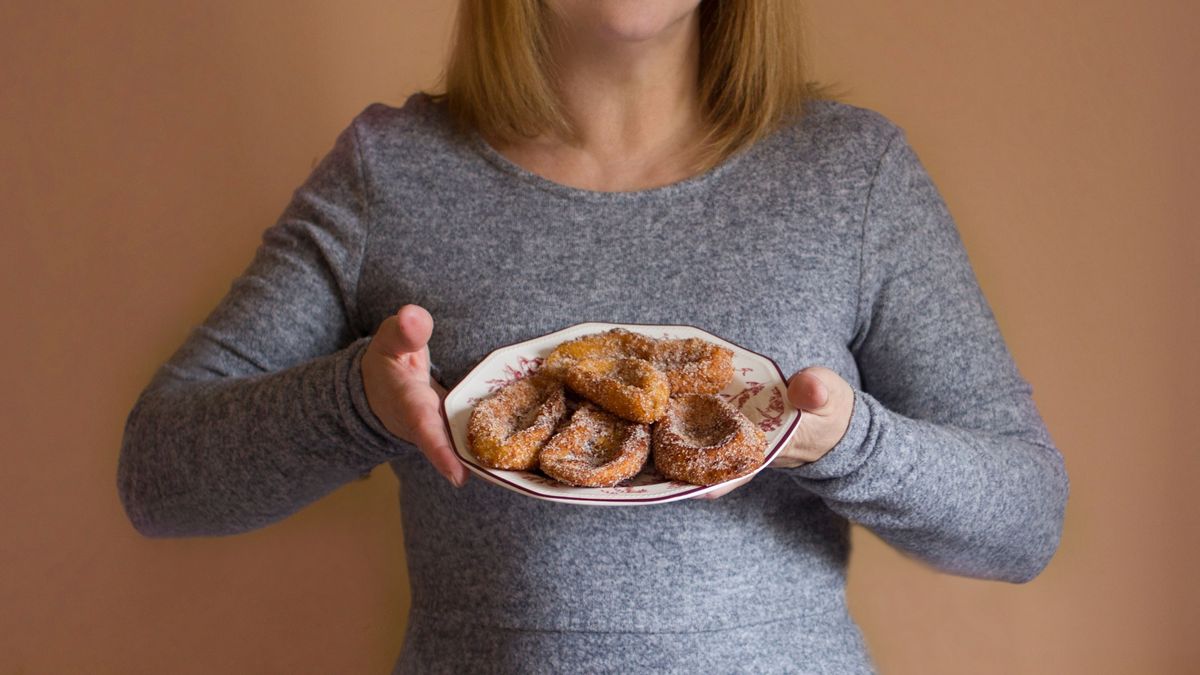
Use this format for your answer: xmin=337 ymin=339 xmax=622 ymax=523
xmin=2 ymin=1 xmax=1196 ymax=673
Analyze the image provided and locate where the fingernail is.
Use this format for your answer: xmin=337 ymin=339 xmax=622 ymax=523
xmin=439 ymin=468 xmax=458 ymax=487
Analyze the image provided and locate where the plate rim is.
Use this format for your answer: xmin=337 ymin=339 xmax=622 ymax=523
xmin=440 ymin=321 xmax=802 ymax=505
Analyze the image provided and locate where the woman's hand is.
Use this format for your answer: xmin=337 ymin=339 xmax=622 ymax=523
xmin=361 ymin=304 xmax=469 ymax=488
xmin=703 ymin=367 xmax=855 ymax=499
xmin=770 ymin=367 xmax=856 ymax=468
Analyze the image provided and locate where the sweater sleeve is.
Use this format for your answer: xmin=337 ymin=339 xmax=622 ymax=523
xmin=785 ymin=130 xmax=1069 ymax=583
xmin=117 ymin=112 xmax=413 ymax=538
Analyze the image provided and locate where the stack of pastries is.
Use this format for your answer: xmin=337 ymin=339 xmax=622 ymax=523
xmin=467 ymin=329 xmax=768 ymax=488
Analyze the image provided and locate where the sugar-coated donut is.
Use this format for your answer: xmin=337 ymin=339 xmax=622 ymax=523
xmin=648 ymin=337 xmax=734 ymax=394
xmin=539 ymin=405 xmax=651 ymax=487
xmin=543 ymin=328 xmax=656 ymax=377
xmin=546 ymin=329 xmax=734 ymax=396
xmin=467 ymin=375 xmax=567 ymax=470
xmin=563 ymin=357 xmax=670 ymax=424
xmin=652 ymin=394 xmax=767 ymax=486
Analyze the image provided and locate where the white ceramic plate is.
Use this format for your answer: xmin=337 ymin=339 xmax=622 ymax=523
xmin=441 ymin=322 xmax=801 ymax=505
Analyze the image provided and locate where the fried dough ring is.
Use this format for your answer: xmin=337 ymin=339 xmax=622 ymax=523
xmin=539 ymin=405 xmax=651 ymax=487
xmin=652 ymin=394 xmax=767 ymax=486
xmin=543 ymin=328 xmax=655 ymax=377
xmin=648 ymin=338 xmax=735 ymax=394
xmin=546 ymin=329 xmax=735 ymax=395
xmin=467 ymin=376 xmax=567 ymax=470
xmin=563 ymin=357 xmax=670 ymax=424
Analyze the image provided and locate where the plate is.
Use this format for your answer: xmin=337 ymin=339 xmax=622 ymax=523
xmin=441 ymin=322 xmax=801 ymax=505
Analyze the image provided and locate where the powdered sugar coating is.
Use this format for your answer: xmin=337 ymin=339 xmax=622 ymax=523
xmin=543 ymin=328 xmax=656 ymax=377
xmin=539 ymin=405 xmax=651 ymax=487
xmin=652 ymin=394 xmax=768 ymax=486
xmin=545 ymin=328 xmax=735 ymax=396
xmin=563 ymin=357 xmax=670 ymax=423
xmin=467 ymin=376 xmax=567 ymax=470
xmin=648 ymin=337 xmax=735 ymax=394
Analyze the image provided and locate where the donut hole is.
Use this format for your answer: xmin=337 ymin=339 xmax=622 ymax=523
xmin=563 ymin=357 xmax=670 ymax=423
xmin=513 ymin=387 xmax=555 ymax=430
xmin=671 ymin=396 xmax=739 ymax=448
xmin=651 ymin=339 xmax=709 ymax=366
xmin=571 ymin=428 xmax=623 ymax=467
xmin=573 ymin=357 xmax=654 ymax=387
xmin=611 ymin=359 xmax=654 ymax=387
xmin=482 ymin=379 xmax=557 ymax=439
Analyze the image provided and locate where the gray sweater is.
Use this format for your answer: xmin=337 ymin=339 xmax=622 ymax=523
xmin=117 ymin=93 xmax=1068 ymax=674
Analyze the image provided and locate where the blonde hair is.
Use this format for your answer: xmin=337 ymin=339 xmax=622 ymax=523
xmin=428 ymin=0 xmax=832 ymax=172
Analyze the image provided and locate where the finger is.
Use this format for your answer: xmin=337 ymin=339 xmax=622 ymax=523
xmin=406 ymin=394 xmax=468 ymax=487
xmin=787 ymin=368 xmax=833 ymax=413
xmin=699 ymin=474 xmax=754 ymax=500
xmin=700 ymin=484 xmax=737 ymax=500
xmin=395 ymin=304 xmax=434 ymax=352
xmin=373 ymin=304 xmax=434 ymax=358
xmin=767 ymin=452 xmax=808 ymax=470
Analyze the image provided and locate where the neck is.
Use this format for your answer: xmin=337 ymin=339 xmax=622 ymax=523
xmin=482 ymin=9 xmax=705 ymax=190
xmin=545 ymin=11 xmax=703 ymax=160
xmin=482 ymin=9 xmax=708 ymax=192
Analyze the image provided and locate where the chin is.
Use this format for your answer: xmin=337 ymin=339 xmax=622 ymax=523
xmin=552 ymin=0 xmax=702 ymax=44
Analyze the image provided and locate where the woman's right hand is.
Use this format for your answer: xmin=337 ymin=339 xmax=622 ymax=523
xmin=361 ymin=304 xmax=468 ymax=487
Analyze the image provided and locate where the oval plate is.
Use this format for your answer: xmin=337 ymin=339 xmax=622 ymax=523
xmin=441 ymin=322 xmax=801 ymax=505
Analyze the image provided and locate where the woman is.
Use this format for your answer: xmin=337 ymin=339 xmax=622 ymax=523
xmin=118 ymin=0 xmax=1069 ymax=672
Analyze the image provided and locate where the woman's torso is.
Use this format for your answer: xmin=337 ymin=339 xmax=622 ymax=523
xmin=353 ymin=93 xmax=891 ymax=672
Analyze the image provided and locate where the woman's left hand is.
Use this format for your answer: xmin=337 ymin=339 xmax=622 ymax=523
xmin=702 ymin=367 xmax=855 ymax=499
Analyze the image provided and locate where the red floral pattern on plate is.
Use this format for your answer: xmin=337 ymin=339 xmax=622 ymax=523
xmin=754 ymin=387 xmax=787 ymax=432
xmin=722 ymin=381 xmax=787 ymax=432
xmin=468 ymin=356 xmax=545 ymax=405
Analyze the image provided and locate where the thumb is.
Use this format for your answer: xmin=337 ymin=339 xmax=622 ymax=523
xmin=787 ymin=367 xmax=836 ymax=414
xmin=372 ymin=304 xmax=434 ymax=359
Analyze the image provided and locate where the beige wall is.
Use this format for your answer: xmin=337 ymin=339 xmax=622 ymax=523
xmin=2 ymin=1 xmax=1195 ymax=672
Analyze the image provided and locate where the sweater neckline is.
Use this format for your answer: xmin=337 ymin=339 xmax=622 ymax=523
xmin=467 ymin=129 xmax=753 ymax=204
